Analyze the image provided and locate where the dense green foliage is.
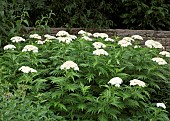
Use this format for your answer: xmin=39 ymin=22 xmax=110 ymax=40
xmin=0 ymin=31 xmax=170 ymax=120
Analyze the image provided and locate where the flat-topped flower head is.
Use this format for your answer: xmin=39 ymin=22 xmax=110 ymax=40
xmin=159 ymin=51 xmax=170 ymax=57
xmin=108 ymin=77 xmax=123 ymax=87
xmin=131 ymin=35 xmax=143 ymax=40
xmin=92 ymin=42 xmax=106 ymax=49
xmin=22 ymin=45 xmax=38 ymax=53
xmin=82 ymin=36 xmax=93 ymax=41
xmin=152 ymin=57 xmax=167 ymax=65
xmin=56 ymin=30 xmax=70 ymax=37
xmin=78 ymin=30 xmax=92 ymax=36
xmin=118 ymin=39 xmax=132 ymax=47
xmin=10 ymin=36 xmax=26 ymax=43
xmin=130 ymin=79 xmax=146 ymax=87
xmin=29 ymin=34 xmax=41 ymax=40
xmin=4 ymin=44 xmax=16 ymax=50
xmin=122 ymin=37 xmax=135 ymax=42
xmin=78 ymin=30 xmax=87 ymax=35
xmin=36 ymin=40 xmax=45 ymax=45
xmin=145 ymin=40 xmax=164 ymax=49
xmin=44 ymin=34 xmax=57 ymax=40
xmin=105 ymin=38 xmax=114 ymax=42
xmin=93 ymin=33 xmax=108 ymax=38
xmin=69 ymin=35 xmax=77 ymax=40
xmin=56 ymin=37 xmax=73 ymax=44
xmin=19 ymin=66 xmax=37 ymax=73
xmin=93 ymin=49 xmax=108 ymax=56
xmin=60 ymin=61 xmax=79 ymax=71
xmin=156 ymin=103 xmax=166 ymax=109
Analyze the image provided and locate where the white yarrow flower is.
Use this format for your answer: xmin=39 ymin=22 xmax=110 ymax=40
xmin=130 ymin=79 xmax=146 ymax=87
xmin=78 ymin=30 xmax=87 ymax=35
xmin=108 ymin=77 xmax=123 ymax=87
xmin=69 ymin=35 xmax=77 ymax=40
xmin=19 ymin=66 xmax=37 ymax=73
xmin=56 ymin=30 xmax=70 ymax=37
xmin=145 ymin=40 xmax=164 ymax=49
xmin=10 ymin=36 xmax=26 ymax=43
xmin=44 ymin=34 xmax=57 ymax=40
xmin=22 ymin=45 xmax=38 ymax=53
xmin=118 ymin=39 xmax=132 ymax=47
xmin=36 ymin=40 xmax=45 ymax=45
xmin=3 ymin=44 xmax=16 ymax=50
xmin=93 ymin=33 xmax=108 ymax=38
xmin=78 ymin=30 xmax=92 ymax=36
xmin=29 ymin=34 xmax=41 ymax=40
xmin=93 ymin=49 xmax=108 ymax=56
xmin=156 ymin=103 xmax=166 ymax=109
xmin=82 ymin=36 xmax=93 ymax=41
xmin=152 ymin=57 xmax=167 ymax=65
xmin=56 ymin=37 xmax=73 ymax=44
xmin=122 ymin=37 xmax=135 ymax=42
xmin=131 ymin=35 xmax=143 ymax=40
xmin=92 ymin=42 xmax=106 ymax=49
xmin=105 ymin=38 xmax=114 ymax=42
xmin=60 ymin=61 xmax=79 ymax=71
xmin=159 ymin=51 xmax=170 ymax=57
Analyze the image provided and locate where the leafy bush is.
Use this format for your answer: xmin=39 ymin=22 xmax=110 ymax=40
xmin=0 ymin=30 xmax=170 ymax=120
xmin=120 ymin=0 xmax=170 ymax=30
xmin=0 ymin=0 xmax=29 ymax=52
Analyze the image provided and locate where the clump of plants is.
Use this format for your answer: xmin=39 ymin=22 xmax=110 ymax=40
xmin=0 ymin=30 xmax=170 ymax=120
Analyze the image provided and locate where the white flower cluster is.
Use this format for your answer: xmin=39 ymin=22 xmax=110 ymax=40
xmin=151 ymin=57 xmax=167 ymax=65
xmin=56 ymin=37 xmax=73 ymax=44
xmin=44 ymin=34 xmax=57 ymax=40
xmin=108 ymin=77 xmax=146 ymax=88
xmin=56 ymin=30 xmax=70 ymax=37
xmin=131 ymin=35 xmax=143 ymax=40
xmin=78 ymin=30 xmax=92 ymax=36
xmin=82 ymin=36 xmax=93 ymax=41
xmin=3 ymin=44 xmax=16 ymax=50
xmin=118 ymin=39 xmax=132 ymax=47
xmin=145 ymin=40 xmax=164 ymax=49
xmin=60 ymin=61 xmax=79 ymax=71
xmin=19 ymin=66 xmax=37 ymax=73
xmin=108 ymin=77 xmax=123 ymax=87
xmin=93 ymin=32 xmax=108 ymax=38
xmin=156 ymin=103 xmax=166 ymax=109
xmin=29 ymin=34 xmax=41 ymax=40
xmin=130 ymin=79 xmax=146 ymax=87
xmin=22 ymin=45 xmax=38 ymax=53
xmin=36 ymin=40 xmax=46 ymax=45
xmin=104 ymin=37 xmax=114 ymax=42
xmin=93 ymin=49 xmax=108 ymax=56
xmin=10 ymin=36 xmax=26 ymax=43
xmin=159 ymin=51 xmax=170 ymax=57
xmin=122 ymin=37 xmax=135 ymax=42
xmin=92 ymin=42 xmax=106 ymax=49
xmin=56 ymin=31 xmax=77 ymax=44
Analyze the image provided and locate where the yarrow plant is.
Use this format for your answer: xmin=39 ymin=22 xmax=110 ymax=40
xmin=157 ymin=103 xmax=166 ymax=109
xmin=1 ymin=30 xmax=170 ymax=120
xmin=29 ymin=34 xmax=42 ymax=40
xmin=93 ymin=49 xmax=108 ymax=56
xmin=130 ymin=79 xmax=146 ymax=87
xmin=3 ymin=44 xmax=16 ymax=50
xmin=60 ymin=61 xmax=79 ymax=71
xmin=22 ymin=45 xmax=38 ymax=53
xmin=108 ymin=77 xmax=123 ymax=87
xmin=151 ymin=57 xmax=167 ymax=65
xmin=145 ymin=40 xmax=164 ymax=49
xmin=19 ymin=66 xmax=37 ymax=73
xmin=10 ymin=36 xmax=26 ymax=43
